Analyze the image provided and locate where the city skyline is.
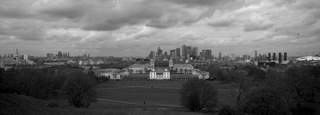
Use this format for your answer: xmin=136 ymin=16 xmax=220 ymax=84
xmin=0 ymin=0 xmax=320 ymax=57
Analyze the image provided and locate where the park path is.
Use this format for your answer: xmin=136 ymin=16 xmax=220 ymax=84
xmin=97 ymin=86 xmax=181 ymax=90
xmin=97 ymin=98 xmax=183 ymax=108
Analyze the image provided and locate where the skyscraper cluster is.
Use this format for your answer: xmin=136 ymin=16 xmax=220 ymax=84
xmin=46 ymin=51 xmax=70 ymax=59
xmin=148 ymin=45 xmax=213 ymax=61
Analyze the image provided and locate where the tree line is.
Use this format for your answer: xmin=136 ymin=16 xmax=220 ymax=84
xmin=0 ymin=67 xmax=97 ymax=108
xmin=180 ymin=64 xmax=320 ymax=115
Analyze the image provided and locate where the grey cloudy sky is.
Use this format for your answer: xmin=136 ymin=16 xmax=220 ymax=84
xmin=0 ymin=0 xmax=320 ymax=56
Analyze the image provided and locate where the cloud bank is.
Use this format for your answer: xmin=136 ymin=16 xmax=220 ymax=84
xmin=0 ymin=0 xmax=320 ymax=56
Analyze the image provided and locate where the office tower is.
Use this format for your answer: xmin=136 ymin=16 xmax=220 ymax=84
xmin=57 ymin=51 xmax=63 ymax=57
xmin=176 ymin=48 xmax=180 ymax=57
xmin=149 ymin=51 xmax=155 ymax=59
xmin=254 ymin=50 xmax=258 ymax=60
xmin=182 ymin=45 xmax=187 ymax=57
xmin=182 ymin=45 xmax=192 ymax=59
xmin=258 ymin=54 xmax=262 ymax=61
xmin=272 ymin=52 xmax=276 ymax=61
xmin=268 ymin=53 xmax=271 ymax=61
xmin=170 ymin=50 xmax=176 ymax=57
xmin=219 ymin=52 xmax=222 ymax=60
xmin=157 ymin=47 xmax=162 ymax=57
xmin=191 ymin=47 xmax=198 ymax=57
xmin=278 ymin=52 xmax=282 ymax=64
xmin=284 ymin=52 xmax=287 ymax=61
xmin=201 ymin=49 xmax=212 ymax=59
xmin=164 ymin=51 xmax=168 ymax=57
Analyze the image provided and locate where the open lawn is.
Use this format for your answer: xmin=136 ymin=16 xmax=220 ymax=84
xmin=96 ymin=80 xmax=238 ymax=109
xmin=1 ymin=80 xmax=237 ymax=115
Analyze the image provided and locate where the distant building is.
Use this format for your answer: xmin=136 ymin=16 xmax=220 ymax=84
xmin=176 ymin=48 xmax=181 ymax=57
xmin=278 ymin=52 xmax=282 ymax=64
xmin=200 ymin=49 xmax=212 ymax=60
xmin=191 ymin=47 xmax=198 ymax=57
xmin=47 ymin=53 xmax=55 ymax=59
xmin=93 ymin=68 xmax=122 ymax=80
xmin=127 ymin=58 xmax=209 ymax=80
xmin=149 ymin=68 xmax=170 ymax=80
xmin=149 ymin=51 xmax=155 ymax=59
xmin=170 ymin=50 xmax=176 ymax=57
xmin=254 ymin=50 xmax=258 ymax=61
xmin=128 ymin=64 xmax=149 ymax=74
xmin=267 ymin=53 xmax=271 ymax=61
xmin=296 ymin=56 xmax=320 ymax=61
xmin=157 ymin=47 xmax=163 ymax=57
xmin=172 ymin=64 xmax=194 ymax=74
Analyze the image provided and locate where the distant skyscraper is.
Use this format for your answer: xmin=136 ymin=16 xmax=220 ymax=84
xmin=182 ymin=45 xmax=192 ymax=59
xmin=278 ymin=52 xmax=282 ymax=64
xmin=200 ymin=49 xmax=212 ymax=59
xmin=284 ymin=52 xmax=287 ymax=61
xmin=176 ymin=48 xmax=180 ymax=57
xmin=272 ymin=52 xmax=276 ymax=61
xmin=254 ymin=50 xmax=258 ymax=60
xmin=268 ymin=53 xmax=271 ymax=61
xmin=191 ymin=47 xmax=198 ymax=57
xmin=16 ymin=49 xmax=19 ymax=57
xmin=57 ymin=51 xmax=63 ymax=57
xmin=149 ymin=51 xmax=155 ymax=59
xmin=170 ymin=50 xmax=176 ymax=57
xmin=182 ymin=45 xmax=187 ymax=58
xmin=219 ymin=52 xmax=222 ymax=60
xmin=157 ymin=47 xmax=163 ymax=57
xmin=164 ymin=51 xmax=168 ymax=57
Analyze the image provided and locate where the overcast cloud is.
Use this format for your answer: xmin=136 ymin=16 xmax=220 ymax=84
xmin=0 ymin=0 xmax=319 ymax=56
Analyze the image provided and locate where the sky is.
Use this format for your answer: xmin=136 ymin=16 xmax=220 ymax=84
xmin=0 ymin=0 xmax=320 ymax=57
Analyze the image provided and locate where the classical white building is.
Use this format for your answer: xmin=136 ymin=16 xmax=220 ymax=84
xmin=93 ymin=68 xmax=121 ymax=80
xmin=149 ymin=68 xmax=170 ymax=80
xmin=128 ymin=64 xmax=149 ymax=74
xmin=192 ymin=69 xmax=210 ymax=79
xmin=172 ymin=64 xmax=194 ymax=74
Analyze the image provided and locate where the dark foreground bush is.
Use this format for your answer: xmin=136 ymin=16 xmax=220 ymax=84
xmin=180 ymin=79 xmax=217 ymax=112
xmin=241 ymin=88 xmax=288 ymax=115
xmin=63 ymin=73 xmax=97 ymax=108
xmin=219 ymin=106 xmax=237 ymax=115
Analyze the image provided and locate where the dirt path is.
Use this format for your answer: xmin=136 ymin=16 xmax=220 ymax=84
xmin=97 ymin=86 xmax=180 ymax=90
xmin=97 ymin=98 xmax=183 ymax=108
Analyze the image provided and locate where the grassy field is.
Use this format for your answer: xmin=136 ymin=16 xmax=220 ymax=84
xmin=96 ymin=80 xmax=237 ymax=109
xmin=1 ymin=80 xmax=237 ymax=115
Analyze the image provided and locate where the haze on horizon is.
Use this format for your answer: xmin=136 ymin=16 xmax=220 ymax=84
xmin=0 ymin=0 xmax=320 ymax=57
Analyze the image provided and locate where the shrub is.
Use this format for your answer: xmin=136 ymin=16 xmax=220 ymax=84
xmin=180 ymin=79 xmax=217 ymax=112
xmin=63 ymin=73 xmax=97 ymax=108
xmin=241 ymin=88 xmax=288 ymax=115
xmin=219 ymin=106 xmax=237 ymax=115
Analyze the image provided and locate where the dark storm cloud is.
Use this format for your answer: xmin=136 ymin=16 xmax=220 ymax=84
xmin=0 ymin=0 xmax=35 ymax=19
xmin=81 ymin=1 xmax=166 ymax=31
xmin=1 ymin=0 xmax=320 ymax=56
xmin=0 ymin=8 xmax=34 ymax=19
xmin=39 ymin=5 xmax=87 ymax=19
xmin=81 ymin=0 xmax=209 ymax=31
